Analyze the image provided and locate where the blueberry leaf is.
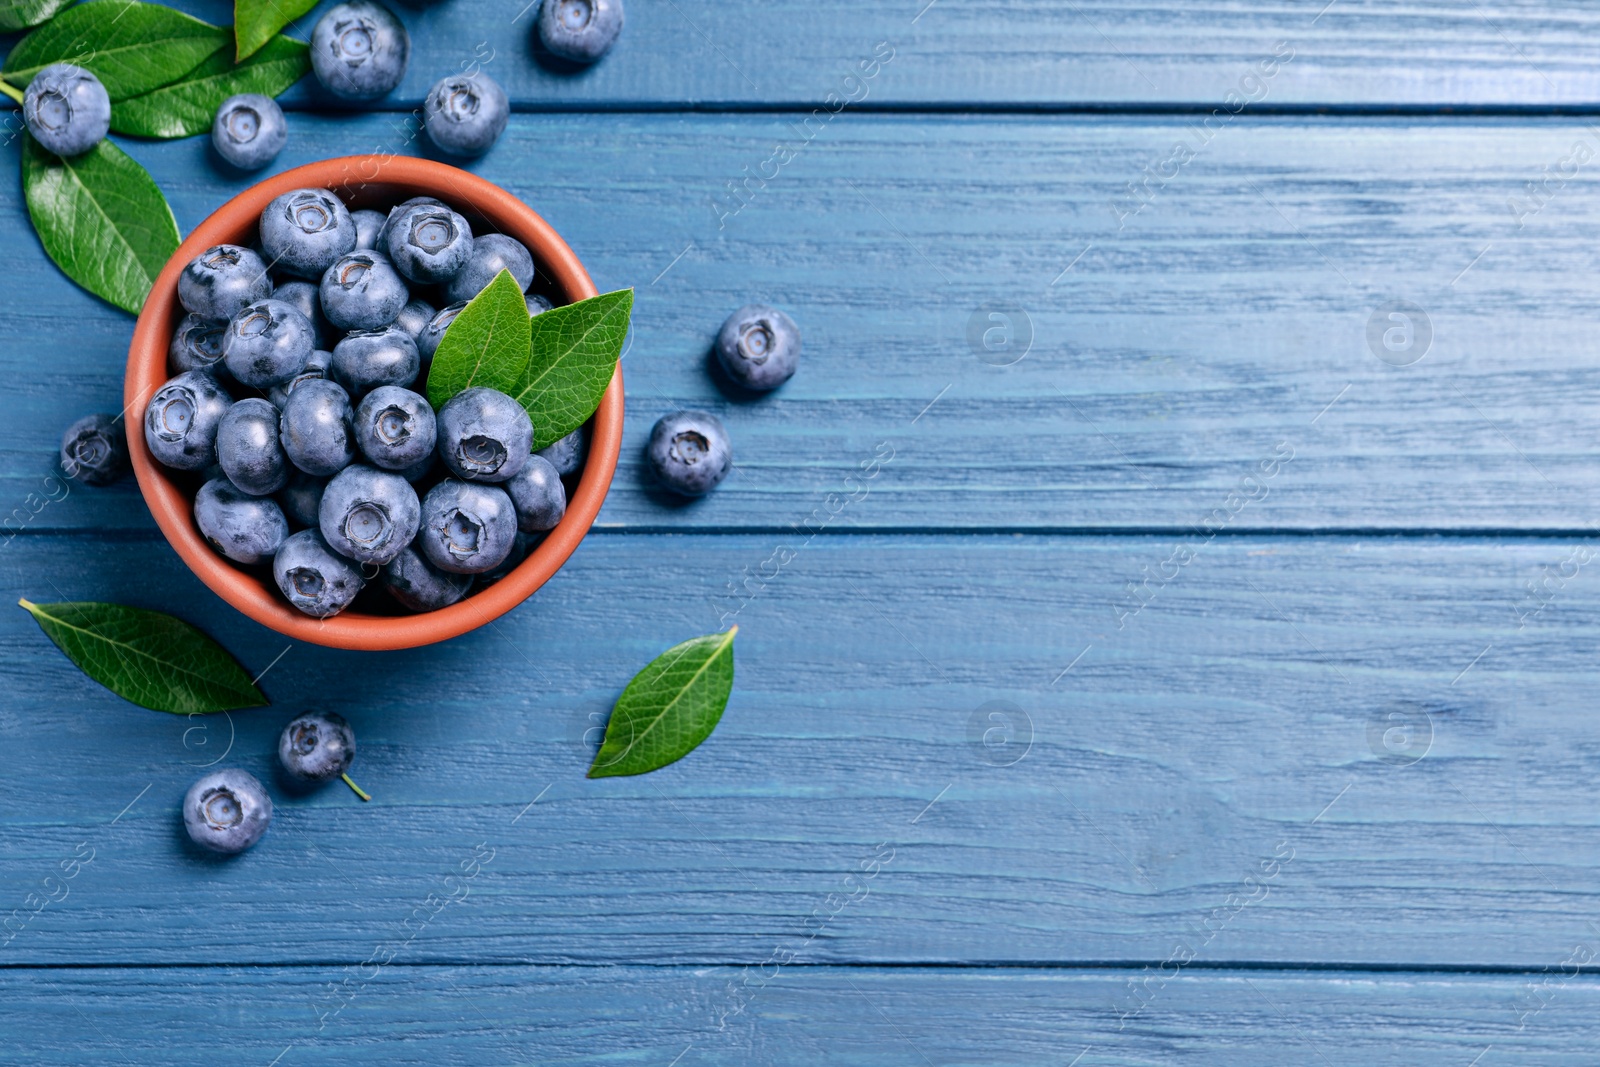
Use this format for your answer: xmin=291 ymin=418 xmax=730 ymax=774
xmin=22 ymin=133 xmax=181 ymax=314
xmin=19 ymin=599 xmax=269 ymax=715
xmin=112 ymin=34 xmax=309 ymax=139
xmin=513 ymin=288 xmax=632 ymax=450
xmin=427 ymin=269 xmax=531 ymax=409
xmin=234 ymin=0 xmax=317 ymax=61
xmin=0 ymin=0 xmax=74 ymax=33
xmin=3 ymin=0 xmax=229 ymax=101
xmin=589 ymin=628 xmax=736 ymax=779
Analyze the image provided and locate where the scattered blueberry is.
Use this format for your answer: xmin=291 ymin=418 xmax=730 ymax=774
xmin=538 ymin=0 xmax=624 ymax=63
xmin=194 ymin=477 xmax=289 ymax=563
xmin=268 ymin=349 xmax=333 ymax=409
xmin=279 ymin=378 xmax=357 ymax=476
xmin=274 ymin=528 xmax=364 ymax=617
xmin=535 ymin=424 xmax=587 ymax=476
xmin=417 ymin=479 xmax=518 ymax=574
xmin=526 ymin=293 xmax=554 ymax=317
xmin=351 ymin=208 xmax=387 ymax=250
xmin=436 ymin=387 xmax=532 ymax=483
xmin=59 ymin=414 xmax=126 ymax=486
xmin=416 ymin=301 xmax=466 ymax=367
xmin=260 ymin=188 xmax=356 ymax=279
xmin=271 ymin=280 xmax=334 ymax=349
xmin=223 ymin=299 xmax=315 ymax=388
xmin=648 ymin=410 xmax=731 ymax=497
xmin=320 ymin=250 xmax=408 ymax=330
xmin=331 ymin=325 xmax=420 ymax=395
xmin=504 ymin=453 xmax=566 ymax=532
xmin=319 ymin=464 xmax=420 ymax=564
xmin=278 ymin=710 xmax=356 ymax=783
xmin=144 ymin=371 xmax=232 ymax=470
xmin=423 ymin=72 xmax=509 ymax=156
xmin=168 ymin=313 xmax=228 ymax=376
xmin=715 ymin=304 xmax=800 ymax=391
xmin=211 ymin=93 xmax=287 ymax=170
xmin=354 ymin=385 xmax=436 ymax=470
xmin=384 ymin=203 xmax=472 ymax=284
xmin=393 ymin=297 xmax=436 ymax=342
xmin=183 ymin=769 xmax=272 ymax=855
xmin=217 ymin=398 xmax=290 ymax=496
xmin=310 ymin=1 xmax=410 ymax=100
xmin=443 ymin=234 xmax=535 ymax=304
xmin=278 ymin=470 xmax=328 ymax=527
xmin=179 ymin=245 xmax=272 ymax=322
xmin=23 ymin=63 xmax=109 ymax=157
xmin=383 ymin=543 xmax=472 ymax=611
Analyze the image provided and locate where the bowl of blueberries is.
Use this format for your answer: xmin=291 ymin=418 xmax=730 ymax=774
xmin=124 ymin=155 xmax=622 ymax=651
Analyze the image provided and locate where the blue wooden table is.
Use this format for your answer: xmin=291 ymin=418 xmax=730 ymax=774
xmin=7 ymin=2 xmax=1600 ymax=1062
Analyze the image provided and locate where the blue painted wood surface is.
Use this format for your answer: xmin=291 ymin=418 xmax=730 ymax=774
xmin=5 ymin=3 xmax=1600 ymax=1064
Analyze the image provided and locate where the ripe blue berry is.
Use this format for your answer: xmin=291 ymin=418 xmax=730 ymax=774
xmin=195 ymin=477 xmax=289 ymax=563
xmin=384 ymin=203 xmax=472 ymax=284
xmin=354 ymin=386 xmax=435 ymax=470
xmin=168 ymin=314 xmax=228 ymax=376
xmin=416 ymin=301 xmax=466 ymax=367
xmin=331 ymin=325 xmax=419 ymax=396
xmin=375 ymin=196 xmax=445 ymax=252
xmin=271 ymin=280 xmax=334 ymax=349
xmin=183 ymin=769 xmax=272 ymax=854
xmin=648 ymin=410 xmax=731 ymax=497
xmin=715 ymin=304 xmax=800 ymax=391
xmin=223 ymin=299 xmax=315 ymax=388
xmin=278 ymin=470 xmax=328 ymax=527
xmin=268 ymin=349 xmax=333 ymax=409
xmin=536 ymin=424 xmax=587 ymax=476
xmin=526 ymin=293 xmax=554 ymax=316
xmin=60 ymin=414 xmax=127 ymax=486
xmin=423 ymin=72 xmax=509 ymax=156
xmin=320 ymin=250 xmax=408 ymax=331
xmin=211 ymin=93 xmax=287 ymax=171
xmin=260 ymin=188 xmax=356 ymax=279
xmin=504 ymin=453 xmax=566 ymax=532
xmin=436 ymin=387 xmax=532 ymax=483
xmin=417 ymin=479 xmax=518 ymax=574
xmin=274 ymin=529 xmax=364 ymax=617
xmin=351 ymin=208 xmax=386 ymax=250
xmin=476 ymin=531 xmax=530 ymax=587
xmin=279 ymin=378 xmax=357 ymax=476
xmin=311 ymin=1 xmax=410 ymax=100
xmin=23 ymin=63 xmax=109 ymax=157
xmin=393 ymin=298 xmax=436 ymax=342
xmin=443 ymin=234 xmax=534 ymax=304
xmin=319 ymin=464 xmax=420 ymax=564
xmin=144 ymin=371 xmax=233 ymax=470
xmin=278 ymin=710 xmax=356 ymax=783
xmin=383 ymin=544 xmax=473 ymax=611
xmin=538 ymin=0 xmax=624 ymax=63
xmin=217 ymin=398 xmax=290 ymax=496
xmin=179 ymin=245 xmax=272 ymax=321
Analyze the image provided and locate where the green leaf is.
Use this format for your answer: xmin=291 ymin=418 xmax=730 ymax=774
xmin=0 ymin=0 xmax=74 ymax=34
xmin=22 ymin=134 xmax=181 ymax=314
xmin=234 ymin=0 xmax=317 ymax=61
xmin=19 ymin=599 xmax=269 ymax=715
xmin=512 ymin=288 xmax=632 ymax=449
xmin=111 ymin=34 xmax=309 ymax=139
xmin=426 ymin=269 xmax=531 ymax=409
xmin=589 ymin=628 xmax=737 ymax=779
xmin=3 ymin=0 xmax=229 ymax=101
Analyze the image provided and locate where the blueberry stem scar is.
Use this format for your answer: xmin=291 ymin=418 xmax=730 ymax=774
xmin=341 ymin=772 xmax=371 ymax=801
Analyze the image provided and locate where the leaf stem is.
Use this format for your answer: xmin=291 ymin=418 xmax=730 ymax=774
xmin=0 ymin=80 xmax=22 ymax=105
xmin=341 ymin=773 xmax=371 ymax=802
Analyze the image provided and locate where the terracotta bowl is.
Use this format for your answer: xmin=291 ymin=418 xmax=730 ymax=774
xmin=124 ymin=156 xmax=623 ymax=651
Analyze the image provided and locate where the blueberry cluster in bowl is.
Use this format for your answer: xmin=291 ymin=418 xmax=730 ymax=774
xmin=142 ymin=188 xmax=585 ymax=619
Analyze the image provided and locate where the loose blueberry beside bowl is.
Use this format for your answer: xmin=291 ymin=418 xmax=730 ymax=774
xmin=648 ymin=410 xmax=731 ymax=497
xmin=538 ymin=0 xmax=624 ymax=63
xmin=274 ymin=529 xmax=365 ymax=616
xmin=212 ymin=93 xmax=287 ymax=170
xmin=423 ymin=72 xmax=509 ymax=156
xmin=310 ymin=0 xmax=411 ymax=101
xmin=278 ymin=710 xmax=357 ymax=783
xmin=715 ymin=304 xmax=801 ymax=391
xmin=60 ymin=414 xmax=127 ymax=486
xmin=23 ymin=63 xmax=110 ymax=157
xmin=183 ymin=769 xmax=272 ymax=854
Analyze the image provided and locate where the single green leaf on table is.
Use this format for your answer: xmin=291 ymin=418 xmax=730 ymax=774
xmin=3 ymin=0 xmax=228 ymax=100
xmin=234 ymin=0 xmax=317 ymax=61
xmin=426 ymin=269 xmax=532 ymax=408
xmin=512 ymin=288 xmax=632 ymax=449
xmin=22 ymin=134 xmax=181 ymax=314
xmin=19 ymin=599 xmax=269 ymax=715
xmin=0 ymin=0 xmax=74 ymax=33
xmin=589 ymin=628 xmax=737 ymax=779
xmin=112 ymin=34 xmax=309 ymax=139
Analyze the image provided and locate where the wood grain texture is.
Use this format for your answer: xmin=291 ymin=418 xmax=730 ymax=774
xmin=3 ymin=114 xmax=1600 ymax=532
xmin=3 ymin=532 xmax=1600 ymax=967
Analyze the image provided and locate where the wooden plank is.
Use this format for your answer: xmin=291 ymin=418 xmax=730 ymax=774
xmin=3 ymin=114 xmax=1599 ymax=533
xmin=1 ymin=965 xmax=1594 ymax=1065
xmin=3 ymin=532 xmax=1600 ymax=967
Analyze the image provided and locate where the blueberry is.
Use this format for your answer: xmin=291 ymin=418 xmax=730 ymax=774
xmin=195 ymin=477 xmax=289 ymax=563
xmin=383 ymin=544 xmax=472 ymax=611
xmin=354 ymin=385 xmax=435 ymax=470
xmin=319 ymin=464 xmax=420 ymax=564
xmin=260 ymin=188 xmax=356 ymax=280
xmin=277 ymin=710 xmax=356 ymax=782
xmin=320 ymin=251 xmax=408 ymax=331
xmin=274 ymin=528 xmax=364 ymax=616
xmin=648 ymin=410 xmax=731 ymax=497
xmin=223 ymin=299 xmax=314 ymax=388
xmin=423 ymin=72 xmax=508 ymax=157
xmin=351 ymin=208 xmax=386 ymax=250
xmin=144 ymin=371 xmax=233 ymax=470
xmin=535 ymin=424 xmax=588 ymax=476
xmin=268 ymin=349 xmax=333 ymax=409
xmin=375 ymin=196 xmax=446 ymax=252
xmin=504 ymin=454 xmax=566 ymax=532
xmin=332 ymin=325 xmax=419 ymax=396
xmin=168 ymin=313 xmax=228 ymax=376
xmin=416 ymin=301 xmax=466 ymax=367
xmin=443 ymin=234 xmax=535 ymax=304
xmin=475 ymin=531 xmax=530 ymax=587
xmin=183 ymin=769 xmax=272 ymax=855
xmin=179 ymin=245 xmax=272 ymax=321
xmin=60 ymin=413 xmax=127 ymax=486
xmin=310 ymin=1 xmax=410 ymax=100
xmin=271 ymin=280 xmax=334 ymax=349
xmin=216 ymin=398 xmax=290 ymax=496
xmin=23 ymin=63 xmax=109 ymax=157
xmin=398 ymin=453 xmax=437 ymax=483
xmin=393 ymin=298 xmax=436 ymax=343
xmin=526 ymin=293 xmax=554 ymax=317
xmin=417 ymin=479 xmax=518 ymax=574
xmin=538 ymin=0 xmax=623 ymax=63
xmin=277 ymin=470 xmax=328 ymax=527
xmin=279 ymin=378 xmax=356 ymax=476
xmin=384 ymin=203 xmax=472 ymax=284
xmin=211 ymin=93 xmax=286 ymax=171
xmin=436 ymin=387 xmax=532 ymax=483
xmin=715 ymin=304 xmax=800 ymax=391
